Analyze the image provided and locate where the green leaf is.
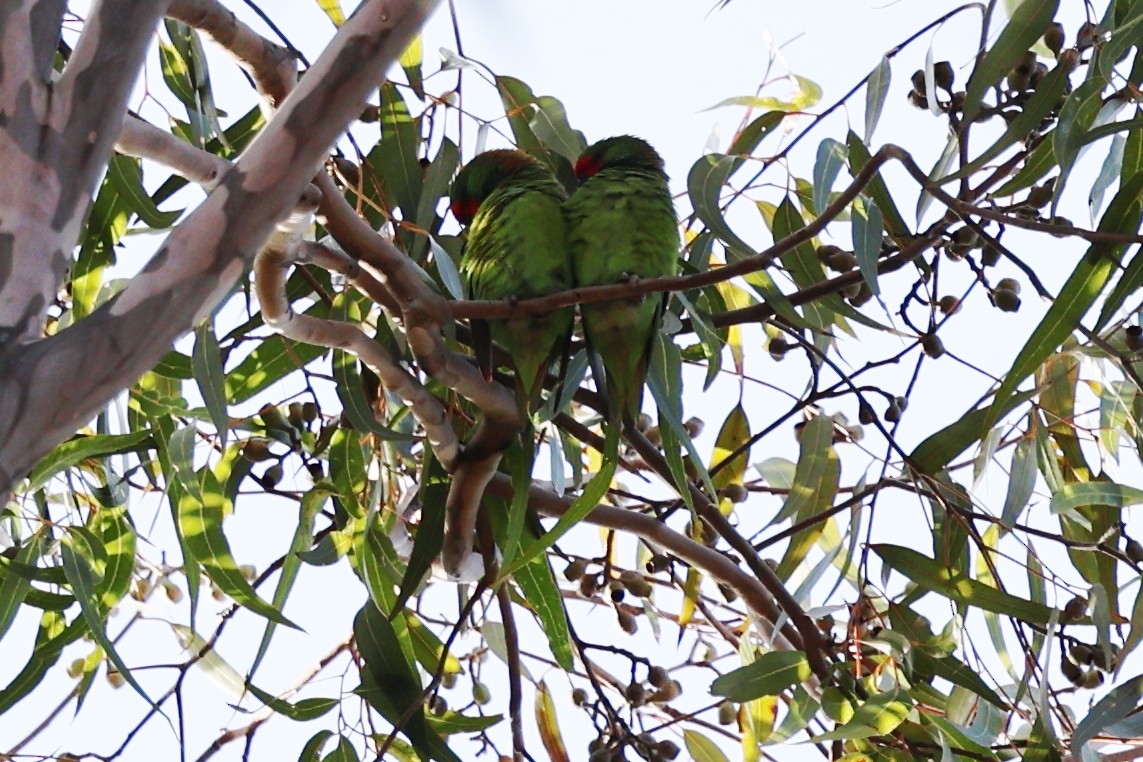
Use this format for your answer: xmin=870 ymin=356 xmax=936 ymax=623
xmin=225 ymin=316 xmax=330 ymax=403
xmin=727 ymin=110 xmax=788 ymax=162
xmin=846 ymin=132 xmax=909 ymax=237
xmin=864 ymin=56 xmax=891 ymax=141
xmin=992 ymin=135 xmax=1057 ymax=197
xmin=394 ymin=449 xmax=448 ymax=615
xmin=910 ymin=391 xmax=1036 ymax=474
xmin=410 ymin=140 xmax=458 ymax=261
xmin=1097 ymin=238 xmax=1143 ymax=329
xmin=1071 ymin=673 xmax=1143 ymax=757
xmin=774 ymin=416 xmax=839 ymax=580
xmin=1050 ymin=481 xmax=1143 ymax=513
xmin=913 ymin=651 xmax=1009 ymax=710
xmin=354 ymin=603 xmax=460 ymax=762
xmin=529 ymin=95 xmax=587 ymax=163
xmin=500 ymin=426 xmax=618 ymax=580
xmin=812 ymin=688 xmax=911 ymax=741
xmin=299 ymin=731 xmax=335 ymax=762
xmin=1052 ymin=78 xmax=1106 ymax=207
xmin=687 ymin=153 xmax=756 ymax=257
xmin=62 ymin=526 xmax=156 ymax=708
xmin=90 ymin=506 xmax=135 ymax=609
xmin=683 ymin=730 xmax=731 ymax=762
xmin=372 ymin=83 xmax=423 ymax=220
xmin=170 ymin=428 xmax=298 ymax=628
xmin=962 ymin=0 xmax=1061 ymax=124
xmin=426 ymin=711 xmax=503 ymax=737
xmin=1001 ymin=436 xmax=1036 ymax=526
xmin=647 ymin=335 xmax=718 ymax=505
xmin=0 ymin=612 xmax=85 ymax=714
xmin=0 ymin=534 xmax=42 ymax=642
xmin=107 ymin=155 xmax=182 ymax=228
xmin=871 ymin=544 xmax=1056 ymax=623
xmin=950 ymin=61 xmax=1070 ymax=182
xmin=330 ymin=294 xmax=416 ymax=440
xmin=405 ymin=612 xmax=462 ymax=679
xmin=323 ymin=736 xmax=358 ymax=762
xmin=241 ymin=678 xmax=338 ymax=722
xmin=983 ymin=170 xmax=1143 ymax=433
xmin=513 ymin=555 xmax=575 ymax=671
xmin=430 ymin=236 xmax=464 ymax=300
xmin=852 ymin=200 xmax=883 ymax=295
xmin=812 ymin=138 xmax=848 ymax=219
xmin=192 ymin=321 xmax=229 ymax=448
xmin=710 ymin=403 xmax=751 ymax=492
xmin=250 ymin=486 xmax=332 ymax=679
xmin=157 ymin=40 xmax=196 ymax=110
xmin=710 ymin=651 xmax=812 ymax=701
xmin=771 ymin=196 xmax=848 ymax=333
xmin=27 ymin=431 xmax=154 ymax=491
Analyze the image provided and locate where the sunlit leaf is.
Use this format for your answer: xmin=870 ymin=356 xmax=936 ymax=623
xmin=711 ymin=652 xmax=812 ymax=701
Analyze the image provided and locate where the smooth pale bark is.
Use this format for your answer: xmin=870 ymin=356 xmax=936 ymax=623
xmin=0 ymin=0 xmax=437 ymax=496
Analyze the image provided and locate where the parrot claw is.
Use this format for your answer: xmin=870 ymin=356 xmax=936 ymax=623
xmin=504 ymin=295 xmax=520 ymax=309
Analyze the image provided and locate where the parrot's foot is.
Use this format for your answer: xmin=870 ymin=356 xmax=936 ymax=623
xmin=504 ymin=295 xmax=520 ymax=308
xmin=623 ymin=272 xmax=641 ymax=286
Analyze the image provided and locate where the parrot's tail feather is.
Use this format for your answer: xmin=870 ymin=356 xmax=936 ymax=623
xmin=588 ymin=348 xmax=613 ymax=421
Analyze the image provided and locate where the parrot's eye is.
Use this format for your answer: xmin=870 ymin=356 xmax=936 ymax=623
xmin=574 ymin=153 xmax=605 ymax=180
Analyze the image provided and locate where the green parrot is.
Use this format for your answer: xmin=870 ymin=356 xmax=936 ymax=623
xmin=449 ymin=149 xmax=575 ymax=417
xmin=565 ymin=135 xmax=679 ymax=427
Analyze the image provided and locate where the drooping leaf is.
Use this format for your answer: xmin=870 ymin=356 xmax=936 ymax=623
xmin=872 ymin=544 xmax=1056 ymax=623
xmin=774 ymin=416 xmax=839 ymax=580
xmin=535 ymin=682 xmax=570 ymax=762
xmin=192 ymin=320 xmax=229 ymax=447
xmin=170 ymin=428 xmax=298 ymax=628
xmin=984 ymin=171 xmax=1143 ymax=433
xmin=864 ymin=56 xmax=891 ymax=142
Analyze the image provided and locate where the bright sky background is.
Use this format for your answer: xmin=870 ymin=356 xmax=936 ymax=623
xmin=2 ymin=1 xmax=1136 ymax=761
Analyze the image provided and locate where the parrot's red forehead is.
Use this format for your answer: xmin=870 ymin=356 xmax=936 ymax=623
xmin=574 ymin=152 xmax=605 ymax=180
xmin=450 ymin=197 xmax=481 ymax=224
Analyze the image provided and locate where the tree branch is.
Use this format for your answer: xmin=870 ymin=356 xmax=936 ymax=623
xmin=167 ymin=0 xmax=297 ymax=107
xmin=52 ymin=0 xmax=171 ymax=243
xmin=0 ymin=0 xmax=438 ymax=497
xmin=116 ymin=115 xmax=231 ymax=188
xmin=254 ymin=231 xmax=460 ymax=470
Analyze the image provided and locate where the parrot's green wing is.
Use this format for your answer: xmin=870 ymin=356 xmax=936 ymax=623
xmin=566 ymin=136 xmax=679 ymax=426
xmin=452 ymin=150 xmax=575 ymax=418
xmin=462 ymin=187 xmax=574 ymax=414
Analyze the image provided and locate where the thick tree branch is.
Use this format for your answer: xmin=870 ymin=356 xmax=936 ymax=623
xmin=0 ymin=2 xmax=167 ymax=342
xmin=167 ymin=0 xmax=297 ymax=107
xmin=255 ymin=233 xmax=460 ymax=469
xmin=52 ymin=0 xmax=171 ymax=243
xmin=116 ymin=115 xmax=231 ymax=188
xmin=0 ymin=0 xmax=438 ymax=497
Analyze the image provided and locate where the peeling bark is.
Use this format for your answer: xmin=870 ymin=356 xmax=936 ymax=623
xmin=0 ymin=0 xmax=437 ymax=497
